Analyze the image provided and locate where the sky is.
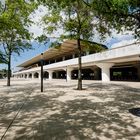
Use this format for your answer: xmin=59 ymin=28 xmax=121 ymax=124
xmin=0 ymin=5 xmax=135 ymax=71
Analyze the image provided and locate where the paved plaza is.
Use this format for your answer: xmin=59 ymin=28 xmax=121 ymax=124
xmin=0 ymin=79 xmax=140 ymax=140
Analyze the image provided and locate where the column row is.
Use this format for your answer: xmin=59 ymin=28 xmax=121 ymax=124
xmin=14 ymin=63 xmax=113 ymax=82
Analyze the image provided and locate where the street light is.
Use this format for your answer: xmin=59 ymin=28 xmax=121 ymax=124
xmin=41 ymin=53 xmax=44 ymax=92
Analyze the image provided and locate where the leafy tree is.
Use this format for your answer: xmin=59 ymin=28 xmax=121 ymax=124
xmin=85 ymin=0 xmax=140 ymax=38
xmin=0 ymin=0 xmax=36 ymax=86
xmin=38 ymin=0 xmax=106 ymax=90
xmin=0 ymin=50 xmax=7 ymax=63
xmin=0 ymin=69 xmax=7 ymax=78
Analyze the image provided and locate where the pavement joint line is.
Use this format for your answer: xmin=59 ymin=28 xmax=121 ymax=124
xmin=0 ymin=91 xmax=31 ymax=140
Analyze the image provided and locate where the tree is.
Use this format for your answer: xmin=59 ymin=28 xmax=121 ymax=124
xmin=0 ymin=50 xmax=7 ymax=63
xmin=38 ymin=0 xmax=106 ymax=90
xmin=85 ymin=0 xmax=140 ymax=38
xmin=0 ymin=0 xmax=36 ymax=86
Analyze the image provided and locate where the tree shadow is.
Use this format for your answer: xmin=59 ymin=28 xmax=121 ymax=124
xmin=0 ymin=82 xmax=140 ymax=140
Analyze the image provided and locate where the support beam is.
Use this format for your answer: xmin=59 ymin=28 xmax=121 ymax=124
xmin=97 ymin=63 xmax=114 ymax=82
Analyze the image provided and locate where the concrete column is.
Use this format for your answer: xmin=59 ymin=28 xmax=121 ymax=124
xmin=97 ymin=63 xmax=114 ymax=82
xmin=66 ymin=68 xmax=73 ymax=81
xmin=72 ymin=54 xmax=75 ymax=58
xmin=22 ymin=74 xmax=25 ymax=79
xmin=32 ymin=73 xmax=34 ymax=79
xmin=48 ymin=71 xmax=53 ymax=80
xmin=62 ymin=57 xmax=65 ymax=61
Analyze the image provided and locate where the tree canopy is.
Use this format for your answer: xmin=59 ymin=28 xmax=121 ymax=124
xmin=0 ymin=0 xmax=37 ymax=86
xmin=88 ymin=0 xmax=140 ymax=38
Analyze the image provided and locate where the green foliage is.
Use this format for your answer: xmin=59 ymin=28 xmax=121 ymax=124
xmin=39 ymin=0 xmax=114 ymax=41
xmin=81 ymin=40 xmax=106 ymax=53
xmin=35 ymin=34 xmax=48 ymax=43
xmin=0 ymin=50 xmax=7 ymax=64
xmin=0 ymin=69 xmax=7 ymax=78
xmin=0 ymin=0 xmax=37 ymax=86
xmin=0 ymin=0 xmax=37 ymax=62
xmin=90 ymin=0 xmax=140 ymax=38
xmin=49 ymin=41 xmax=61 ymax=49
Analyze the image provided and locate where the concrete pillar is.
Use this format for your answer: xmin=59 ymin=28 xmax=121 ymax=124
xmin=62 ymin=57 xmax=65 ymax=61
xmin=48 ymin=71 xmax=53 ymax=80
xmin=66 ymin=68 xmax=73 ymax=81
xmin=72 ymin=54 xmax=75 ymax=58
xmin=32 ymin=73 xmax=34 ymax=79
xmin=97 ymin=63 xmax=114 ymax=82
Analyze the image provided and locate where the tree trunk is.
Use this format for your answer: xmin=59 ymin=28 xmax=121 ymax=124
xmin=7 ymin=54 xmax=11 ymax=86
xmin=77 ymin=38 xmax=82 ymax=90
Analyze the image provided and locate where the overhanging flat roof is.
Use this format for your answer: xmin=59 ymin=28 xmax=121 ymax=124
xmin=18 ymin=39 xmax=107 ymax=67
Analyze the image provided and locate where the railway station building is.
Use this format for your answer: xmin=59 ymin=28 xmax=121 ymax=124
xmin=13 ymin=40 xmax=140 ymax=82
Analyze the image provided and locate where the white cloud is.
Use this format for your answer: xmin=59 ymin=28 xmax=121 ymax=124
xmin=28 ymin=5 xmax=47 ymax=38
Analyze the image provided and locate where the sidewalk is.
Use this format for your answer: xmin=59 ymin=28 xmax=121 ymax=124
xmin=0 ymin=79 xmax=140 ymax=140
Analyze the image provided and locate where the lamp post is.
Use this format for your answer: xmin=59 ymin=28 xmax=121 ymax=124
xmin=41 ymin=53 xmax=44 ymax=92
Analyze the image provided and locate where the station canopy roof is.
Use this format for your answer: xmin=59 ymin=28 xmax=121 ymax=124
xmin=18 ymin=39 xmax=107 ymax=67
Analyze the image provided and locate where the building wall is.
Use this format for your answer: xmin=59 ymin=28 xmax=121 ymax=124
xmin=13 ymin=42 xmax=140 ymax=82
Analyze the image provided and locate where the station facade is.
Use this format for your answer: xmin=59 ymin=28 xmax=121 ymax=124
xmin=13 ymin=40 xmax=140 ymax=82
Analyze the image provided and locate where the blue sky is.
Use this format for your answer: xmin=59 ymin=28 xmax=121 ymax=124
xmin=0 ymin=41 xmax=51 ymax=71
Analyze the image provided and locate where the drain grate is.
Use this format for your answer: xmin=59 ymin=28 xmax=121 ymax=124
xmin=129 ymin=108 xmax=140 ymax=117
